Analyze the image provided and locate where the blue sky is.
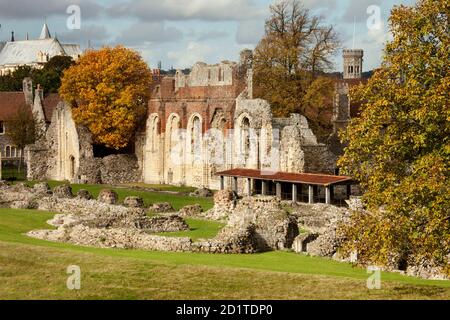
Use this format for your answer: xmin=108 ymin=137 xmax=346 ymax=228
xmin=0 ymin=0 xmax=416 ymax=72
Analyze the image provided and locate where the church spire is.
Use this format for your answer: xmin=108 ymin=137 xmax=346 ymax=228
xmin=39 ymin=22 xmax=51 ymax=40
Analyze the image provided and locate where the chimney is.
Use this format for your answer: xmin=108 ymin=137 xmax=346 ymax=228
xmin=22 ymin=77 xmax=33 ymax=105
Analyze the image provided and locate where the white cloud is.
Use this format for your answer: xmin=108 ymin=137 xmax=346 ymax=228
xmin=59 ymin=24 xmax=110 ymax=45
xmin=236 ymin=20 xmax=264 ymax=45
xmin=194 ymin=30 xmax=229 ymax=41
xmin=168 ymin=41 xmax=214 ymax=68
xmin=0 ymin=0 xmax=102 ymax=19
xmin=107 ymin=0 xmax=266 ymax=21
xmin=115 ymin=22 xmax=183 ymax=46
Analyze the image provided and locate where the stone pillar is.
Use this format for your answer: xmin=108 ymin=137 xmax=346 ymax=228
xmin=308 ymin=185 xmax=314 ymax=204
xmin=325 ymin=186 xmax=331 ymax=205
xmin=233 ymin=177 xmax=238 ymax=193
xmin=276 ymin=182 xmax=282 ymax=200
xmin=292 ymin=184 xmax=298 ymax=203
xmin=261 ymin=181 xmax=268 ymax=196
xmin=220 ymin=176 xmax=225 ymax=191
xmin=247 ymin=178 xmax=252 ymax=196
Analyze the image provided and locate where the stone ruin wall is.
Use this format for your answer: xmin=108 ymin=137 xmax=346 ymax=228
xmin=26 ymin=101 xmax=142 ymax=185
xmin=26 ymin=54 xmax=337 ymax=188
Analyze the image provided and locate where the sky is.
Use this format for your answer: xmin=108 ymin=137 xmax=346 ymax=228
xmin=0 ymin=0 xmax=417 ymax=72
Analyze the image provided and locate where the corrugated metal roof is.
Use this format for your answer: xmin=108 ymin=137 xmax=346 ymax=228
xmin=216 ymin=168 xmax=354 ymax=186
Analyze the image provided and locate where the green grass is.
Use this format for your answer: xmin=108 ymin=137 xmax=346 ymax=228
xmin=20 ymin=181 xmax=214 ymax=211
xmin=156 ymin=218 xmax=225 ymax=241
xmin=1 ymin=167 xmax=26 ymax=181
xmin=0 ymin=208 xmax=449 ymax=300
xmin=117 ymin=182 xmax=200 ymax=194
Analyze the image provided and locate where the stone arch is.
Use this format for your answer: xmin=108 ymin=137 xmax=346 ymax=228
xmin=69 ymin=155 xmax=75 ymax=179
xmin=236 ymin=113 xmax=252 ymax=161
xmin=234 ymin=112 xmax=259 ymax=169
xmin=205 ymin=109 xmax=228 ymax=189
xmin=165 ymin=113 xmax=184 ymax=185
xmin=143 ymin=113 xmax=162 ymax=184
xmin=147 ymin=114 xmax=160 ymax=153
xmin=186 ymin=113 xmax=203 ymax=165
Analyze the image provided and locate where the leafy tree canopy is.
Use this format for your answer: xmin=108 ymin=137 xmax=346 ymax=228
xmin=59 ymin=46 xmax=153 ymax=149
xmin=253 ymin=0 xmax=340 ymax=140
xmin=0 ymin=56 xmax=74 ymax=93
xmin=338 ymin=0 xmax=450 ymax=275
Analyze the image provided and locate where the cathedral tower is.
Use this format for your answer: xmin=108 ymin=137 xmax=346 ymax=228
xmin=343 ymin=49 xmax=363 ymax=79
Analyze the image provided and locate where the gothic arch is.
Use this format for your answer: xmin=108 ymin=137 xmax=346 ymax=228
xmin=147 ymin=113 xmax=160 ymax=153
xmin=186 ymin=113 xmax=203 ymax=165
xmin=165 ymin=113 xmax=184 ymax=184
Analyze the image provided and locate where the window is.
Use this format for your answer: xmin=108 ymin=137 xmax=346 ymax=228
xmin=5 ymin=146 xmax=11 ymax=158
xmin=0 ymin=121 xmax=4 ymax=134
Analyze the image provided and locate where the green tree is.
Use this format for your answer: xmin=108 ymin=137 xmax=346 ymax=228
xmin=0 ymin=66 xmax=33 ymax=91
xmin=338 ymin=0 xmax=450 ymax=275
xmin=0 ymin=56 xmax=74 ymax=93
xmin=32 ymin=56 xmax=74 ymax=93
xmin=5 ymin=104 xmax=36 ymax=172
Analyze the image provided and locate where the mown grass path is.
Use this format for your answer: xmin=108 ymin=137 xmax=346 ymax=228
xmin=0 ymin=208 xmax=449 ymax=300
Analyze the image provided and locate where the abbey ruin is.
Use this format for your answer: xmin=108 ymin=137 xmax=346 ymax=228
xmin=23 ymin=48 xmax=362 ymax=199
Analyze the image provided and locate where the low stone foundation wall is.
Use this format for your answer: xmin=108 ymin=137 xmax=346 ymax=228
xmin=28 ymin=226 xmax=192 ymax=252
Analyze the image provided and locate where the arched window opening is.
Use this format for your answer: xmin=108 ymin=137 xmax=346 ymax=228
xmin=151 ymin=117 xmax=159 ymax=152
xmin=241 ymin=117 xmax=251 ymax=160
xmin=69 ymin=155 xmax=75 ymax=178
xmin=190 ymin=116 xmax=201 ymax=162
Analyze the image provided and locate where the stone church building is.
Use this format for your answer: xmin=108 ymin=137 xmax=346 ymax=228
xmin=19 ymin=48 xmax=365 ymax=193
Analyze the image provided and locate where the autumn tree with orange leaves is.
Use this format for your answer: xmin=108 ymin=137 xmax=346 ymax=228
xmin=60 ymin=46 xmax=152 ymax=149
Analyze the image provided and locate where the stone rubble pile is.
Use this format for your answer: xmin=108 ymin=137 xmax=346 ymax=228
xmin=189 ymin=187 xmax=213 ymax=198
xmin=149 ymin=202 xmax=175 ymax=213
xmin=178 ymin=204 xmax=203 ymax=217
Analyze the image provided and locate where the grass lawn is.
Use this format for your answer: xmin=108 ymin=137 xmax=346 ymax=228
xmin=1 ymin=167 xmax=26 ymax=181
xmin=0 ymin=208 xmax=449 ymax=300
xmin=156 ymin=218 xmax=225 ymax=241
xmin=22 ymin=181 xmax=214 ymax=211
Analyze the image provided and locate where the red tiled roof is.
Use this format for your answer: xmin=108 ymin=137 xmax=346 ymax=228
xmin=0 ymin=92 xmax=30 ymax=120
xmin=42 ymin=93 xmax=61 ymax=122
xmin=216 ymin=168 xmax=354 ymax=186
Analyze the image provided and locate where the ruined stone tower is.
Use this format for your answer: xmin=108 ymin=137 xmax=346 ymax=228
xmin=343 ymin=49 xmax=363 ymax=79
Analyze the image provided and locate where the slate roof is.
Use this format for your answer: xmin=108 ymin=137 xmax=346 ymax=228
xmin=0 ymin=39 xmax=81 ymax=66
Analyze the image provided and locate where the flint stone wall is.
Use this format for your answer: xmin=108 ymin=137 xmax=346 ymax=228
xmin=36 ymin=197 xmax=188 ymax=232
xmin=28 ymin=226 xmax=192 ymax=252
xmin=78 ymin=154 xmax=141 ymax=185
